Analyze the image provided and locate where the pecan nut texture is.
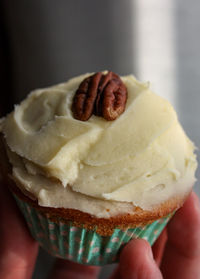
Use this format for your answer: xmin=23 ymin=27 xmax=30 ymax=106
xmin=72 ymin=71 xmax=128 ymax=121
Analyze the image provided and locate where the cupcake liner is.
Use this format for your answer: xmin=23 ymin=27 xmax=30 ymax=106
xmin=14 ymin=194 xmax=172 ymax=266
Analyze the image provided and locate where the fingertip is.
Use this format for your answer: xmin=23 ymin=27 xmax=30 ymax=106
xmin=152 ymin=228 xmax=168 ymax=266
xmin=188 ymin=192 xmax=200 ymax=216
xmin=121 ymin=238 xmax=153 ymax=260
xmin=168 ymin=191 xmax=200 ymax=258
xmin=169 ymin=191 xmax=200 ymax=232
xmin=0 ymin=182 xmax=36 ymax=244
xmin=119 ymin=239 xmax=162 ymax=279
xmin=0 ymin=183 xmax=38 ymax=279
xmin=161 ymin=192 xmax=200 ymax=278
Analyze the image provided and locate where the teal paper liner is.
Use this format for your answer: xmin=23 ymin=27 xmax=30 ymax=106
xmin=14 ymin=195 xmax=172 ymax=266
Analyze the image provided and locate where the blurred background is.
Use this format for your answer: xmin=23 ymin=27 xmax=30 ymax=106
xmin=0 ymin=0 xmax=199 ymax=278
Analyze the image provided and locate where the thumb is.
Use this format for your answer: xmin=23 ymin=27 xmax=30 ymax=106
xmin=117 ymin=239 xmax=163 ymax=279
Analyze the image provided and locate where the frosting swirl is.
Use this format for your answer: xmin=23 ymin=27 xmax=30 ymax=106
xmin=1 ymin=73 xmax=197 ymax=215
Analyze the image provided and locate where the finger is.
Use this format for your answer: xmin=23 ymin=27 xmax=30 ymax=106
xmin=48 ymin=259 xmax=100 ymax=279
xmin=161 ymin=192 xmax=200 ymax=279
xmin=152 ymin=228 xmax=168 ymax=266
xmin=112 ymin=239 xmax=163 ymax=279
xmin=0 ymin=183 xmax=39 ymax=279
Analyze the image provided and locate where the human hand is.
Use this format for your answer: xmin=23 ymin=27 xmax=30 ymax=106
xmin=0 ymin=183 xmax=200 ymax=279
xmin=110 ymin=191 xmax=200 ymax=279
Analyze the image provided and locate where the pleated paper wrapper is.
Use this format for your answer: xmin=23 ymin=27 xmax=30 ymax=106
xmin=14 ymin=195 xmax=172 ymax=266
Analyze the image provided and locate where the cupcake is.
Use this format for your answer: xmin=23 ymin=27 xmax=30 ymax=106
xmin=0 ymin=71 xmax=197 ymax=265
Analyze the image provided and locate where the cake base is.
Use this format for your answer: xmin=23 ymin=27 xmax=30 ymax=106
xmin=0 ymin=134 xmax=189 ymax=236
xmin=13 ymin=193 xmax=172 ymax=265
xmin=4 ymin=171 xmax=188 ymax=236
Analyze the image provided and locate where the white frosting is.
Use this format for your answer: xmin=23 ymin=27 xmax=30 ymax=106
xmin=1 ymin=73 xmax=197 ymax=217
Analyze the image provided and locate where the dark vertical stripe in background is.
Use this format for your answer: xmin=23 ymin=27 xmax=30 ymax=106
xmin=0 ymin=1 xmax=14 ymax=115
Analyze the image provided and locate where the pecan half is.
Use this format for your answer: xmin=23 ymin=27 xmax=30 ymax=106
xmin=72 ymin=72 xmax=102 ymax=121
xmin=72 ymin=71 xmax=127 ymax=121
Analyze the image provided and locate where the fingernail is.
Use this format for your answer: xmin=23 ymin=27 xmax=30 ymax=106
xmin=147 ymin=245 xmax=154 ymax=260
xmin=140 ymin=239 xmax=154 ymax=261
